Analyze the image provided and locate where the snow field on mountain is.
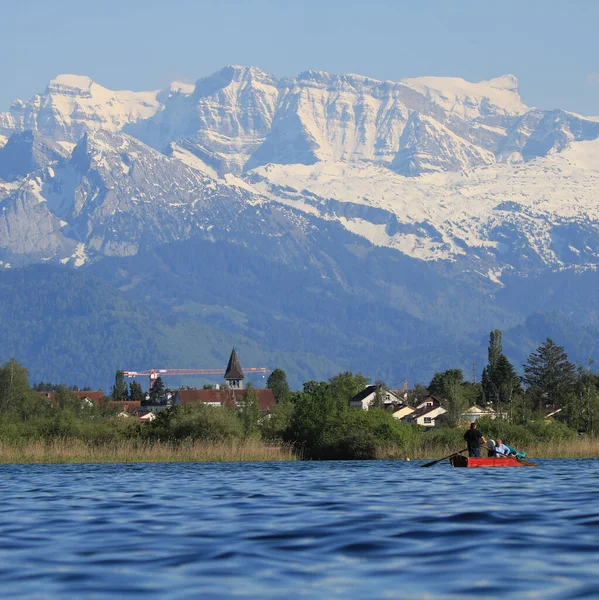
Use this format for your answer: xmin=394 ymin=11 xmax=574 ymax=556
xmin=249 ymin=138 xmax=599 ymax=266
xmin=401 ymin=74 xmax=527 ymax=118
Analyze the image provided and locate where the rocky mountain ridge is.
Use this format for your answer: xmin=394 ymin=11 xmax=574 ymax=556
xmin=1 ymin=66 xmax=598 ymax=276
xmin=0 ymin=67 xmax=598 ymax=387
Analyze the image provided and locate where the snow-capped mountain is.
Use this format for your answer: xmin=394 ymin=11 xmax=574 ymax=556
xmin=0 ymin=74 xmax=162 ymax=149
xmin=1 ymin=65 xmax=598 ymax=278
xmin=1 ymin=66 xmax=599 ymax=387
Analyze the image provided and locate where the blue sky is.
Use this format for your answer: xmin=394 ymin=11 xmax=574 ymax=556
xmin=1 ymin=0 xmax=598 ymax=115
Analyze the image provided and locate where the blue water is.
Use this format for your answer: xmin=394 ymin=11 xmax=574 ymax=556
xmin=1 ymin=460 xmax=599 ymax=598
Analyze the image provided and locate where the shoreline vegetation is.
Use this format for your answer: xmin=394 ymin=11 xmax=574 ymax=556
xmin=2 ymin=438 xmax=599 ymax=465
xmin=2 ymin=329 xmax=599 ymax=464
xmin=0 ymin=439 xmax=296 ymax=465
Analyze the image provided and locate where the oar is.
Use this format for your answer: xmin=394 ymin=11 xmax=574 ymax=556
xmin=514 ymin=456 xmax=537 ymax=467
xmin=421 ymin=448 xmax=468 ymax=468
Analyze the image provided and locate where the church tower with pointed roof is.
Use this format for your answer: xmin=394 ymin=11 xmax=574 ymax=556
xmin=224 ymin=347 xmax=244 ymax=389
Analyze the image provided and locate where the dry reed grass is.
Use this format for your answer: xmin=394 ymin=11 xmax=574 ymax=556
xmin=523 ymin=438 xmax=599 ymax=459
xmin=394 ymin=437 xmax=599 ymax=460
xmin=0 ymin=438 xmax=296 ymax=464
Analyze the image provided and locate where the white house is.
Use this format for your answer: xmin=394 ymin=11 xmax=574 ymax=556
xmin=461 ymin=405 xmax=507 ymax=422
xmin=349 ymin=385 xmax=405 ymax=410
xmin=415 ymin=395 xmax=442 ymax=410
xmin=405 ymin=404 xmax=447 ymax=428
xmin=392 ymin=405 xmax=415 ymax=420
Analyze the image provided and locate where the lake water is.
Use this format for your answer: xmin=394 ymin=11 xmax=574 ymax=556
xmin=1 ymin=460 xmax=599 ymax=599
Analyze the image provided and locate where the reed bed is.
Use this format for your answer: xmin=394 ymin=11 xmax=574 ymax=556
xmin=0 ymin=438 xmax=296 ymax=464
xmin=523 ymin=438 xmax=599 ymax=459
xmin=391 ymin=437 xmax=599 ymax=460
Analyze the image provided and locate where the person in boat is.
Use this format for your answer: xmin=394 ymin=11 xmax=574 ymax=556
xmin=464 ymin=422 xmax=487 ymax=457
xmin=504 ymin=443 xmax=526 ymax=460
xmin=493 ymin=439 xmax=510 ymax=458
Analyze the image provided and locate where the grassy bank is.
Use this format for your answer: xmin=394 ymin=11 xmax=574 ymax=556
xmin=0 ymin=439 xmax=296 ymax=464
xmin=399 ymin=438 xmax=599 ymax=460
xmin=2 ymin=437 xmax=599 ymax=464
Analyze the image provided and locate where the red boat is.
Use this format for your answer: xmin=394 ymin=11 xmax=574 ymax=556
xmin=450 ymin=455 xmax=535 ymax=468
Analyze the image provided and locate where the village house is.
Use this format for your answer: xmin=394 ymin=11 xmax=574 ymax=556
xmin=405 ymin=396 xmax=447 ymax=428
xmin=391 ymin=404 xmax=415 ymax=420
xmin=460 ymin=404 xmax=507 ymax=422
xmin=405 ymin=404 xmax=447 ymax=428
xmin=349 ymin=385 xmax=405 ymax=410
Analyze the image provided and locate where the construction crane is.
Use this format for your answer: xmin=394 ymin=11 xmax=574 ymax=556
xmin=123 ymin=368 xmax=270 ymax=389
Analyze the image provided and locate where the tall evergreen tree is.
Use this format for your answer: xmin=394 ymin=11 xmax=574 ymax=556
xmin=494 ymin=354 xmax=520 ymax=419
xmin=523 ymin=338 xmax=576 ymax=412
xmin=481 ymin=329 xmax=520 ymax=419
xmin=266 ymin=368 xmax=290 ymax=403
xmin=128 ymin=381 xmax=144 ymax=401
xmin=112 ymin=370 xmax=128 ymax=401
xmin=149 ymin=376 xmax=165 ymax=403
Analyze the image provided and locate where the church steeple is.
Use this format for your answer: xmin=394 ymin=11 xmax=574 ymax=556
xmin=224 ymin=347 xmax=244 ymax=389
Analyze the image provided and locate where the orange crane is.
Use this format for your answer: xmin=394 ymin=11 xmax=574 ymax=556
xmin=123 ymin=367 xmax=270 ymax=389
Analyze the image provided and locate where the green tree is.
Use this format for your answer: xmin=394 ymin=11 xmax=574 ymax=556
xmin=494 ymin=354 xmax=520 ymax=420
xmin=480 ymin=330 xmax=520 ymax=419
xmin=266 ymin=368 xmax=290 ymax=403
xmin=238 ymin=382 xmax=260 ymax=436
xmin=569 ymin=361 xmax=599 ymax=433
xmin=0 ymin=358 xmax=38 ymax=418
xmin=128 ymin=381 xmax=144 ymax=401
xmin=261 ymin=399 xmax=295 ymax=441
xmin=328 ymin=372 xmax=370 ymax=408
xmin=284 ymin=382 xmax=341 ymax=458
xmin=149 ymin=376 xmax=165 ymax=403
xmin=54 ymin=385 xmax=88 ymax=413
xmin=112 ymin=370 xmax=128 ymax=401
xmin=370 ymin=380 xmax=387 ymax=409
xmin=523 ymin=338 xmax=576 ymax=413
xmin=428 ymin=369 xmax=466 ymax=426
xmin=460 ymin=381 xmax=482 ymax=408
xmin=410 ymin=383 xmax=430 ymax=405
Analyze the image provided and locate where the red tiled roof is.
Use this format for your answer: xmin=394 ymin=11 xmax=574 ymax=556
xmin=176 ymin=388 xmax=275 ymax=411
xmin=73 ymin=391 xmax=105 ymax=404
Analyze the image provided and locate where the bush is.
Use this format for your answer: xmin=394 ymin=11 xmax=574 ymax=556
xmin=285 ymin=404 xmax=417 ymax=460
xmin=149 ymin=404 xmax=244 ymax=443
xmin=471 ymin=417 xmax=577 ymax=448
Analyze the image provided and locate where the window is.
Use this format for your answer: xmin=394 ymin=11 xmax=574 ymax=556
xmin=424 ymin=417 xmax=432 ymax=424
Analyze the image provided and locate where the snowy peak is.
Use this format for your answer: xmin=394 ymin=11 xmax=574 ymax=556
xmin=5 ymin=67 xmax=598 ymax=180
xmin=2 ymin=74 xmax=162 ymax=144
xmin=195 ymin=65 xmax=278 ymax=89
xmin=131 ymin=65 xmax=280 ymax=175
xmin=46 ymin=74 xmax=94 ymax=97
xmin=401 ymin=73 xmax=527 ymax=118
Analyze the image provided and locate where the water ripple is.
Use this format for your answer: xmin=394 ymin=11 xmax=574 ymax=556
xmin=1 ymin=460 xmax=599 ymax=598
